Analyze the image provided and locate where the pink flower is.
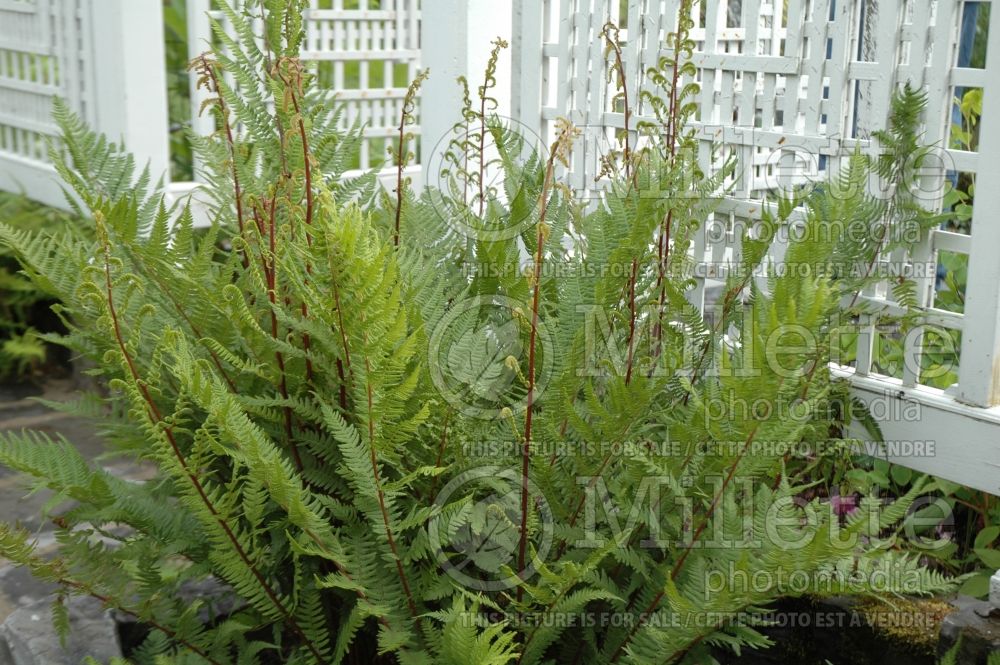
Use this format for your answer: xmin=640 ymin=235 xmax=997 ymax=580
xmin=831 ymin=489 xmax=858 ymax=516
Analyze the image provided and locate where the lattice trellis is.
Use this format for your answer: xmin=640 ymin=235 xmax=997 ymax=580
xmin=0 ymin=0 xmax=169 ymax=209
xmin=511 ymin=0 xmax=1000 ymax=492
xmin=0 ymin=0 xmax=95 ymax=203
xmin=188 ymin=0 xmax=422 ymax=172
xmin=515 ymin=0 xmax=996 ymax=397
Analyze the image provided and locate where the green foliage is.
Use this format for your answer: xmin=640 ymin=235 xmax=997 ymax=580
xmin=0 ymin=3 xmax=962 ymax=665
xmin=164 ymin=0 xmax=194 ymax=182
xmin=0 ymin=192 xmax=79 ymax=382
xmin=0 ymin=330 xmax=46 ymax=379
xmin=939 ymin=638 xmax=1000 ymax=665
xmin=825 ymin=81 xmax=996 ymax=598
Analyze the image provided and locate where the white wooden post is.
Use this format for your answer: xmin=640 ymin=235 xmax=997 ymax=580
xmin=89 ymin=0 xmax=171 ymax=187
xmin=956 ymin=7 xmax=1000 ymax=408
xmin=469 ymin=1 xmax=513 ymax=118
xmin=418 ymin=0 xmax=468 ymax=180
xmin=187 ymin=0 xmax=215 ymax=175
xmin=511 ymin=0 xmax=544 ymax=142
xmin=420 ymin=0 xmax=512 ymax=190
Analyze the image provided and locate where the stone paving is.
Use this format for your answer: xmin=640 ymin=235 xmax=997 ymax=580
xmin=0 ymin=379 xmax=155 ymax=624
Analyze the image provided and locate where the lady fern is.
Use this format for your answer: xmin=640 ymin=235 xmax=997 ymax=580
xmin=0 ymin=3 xmax=958 ymax=665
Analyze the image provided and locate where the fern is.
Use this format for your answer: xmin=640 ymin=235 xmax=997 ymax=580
xmin=0 ymin=3 xmax=959 ymax=665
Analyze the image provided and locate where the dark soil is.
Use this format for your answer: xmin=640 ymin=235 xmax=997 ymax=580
xmin=719 ymin=597 xmax=937 ymax=665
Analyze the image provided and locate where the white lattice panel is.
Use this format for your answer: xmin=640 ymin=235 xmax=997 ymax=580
xmin=513 ymin=0 xmax=1000 ymax=492
xmin=189 ymin=0 xmax=422 ymax=172
xmin=529 ymin=0 xmax=971 ymax=195
xmin=0 ymin=0 xmax=92 ymax=204
xmin=518 ymin=0 xmax=990 ymax=384
xmin=0 ymin=0 xmax=169 ymax=209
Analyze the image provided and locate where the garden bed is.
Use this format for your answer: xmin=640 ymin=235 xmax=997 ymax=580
xmin=2 ymin=589 xmax=994 ymax=664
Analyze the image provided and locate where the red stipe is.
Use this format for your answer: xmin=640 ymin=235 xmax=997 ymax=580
xmin=200 ymin=56 xmax=248 ymax=269
xmin=516 ymin=150 xmax=559 ymax=604
xmin=546 ymin=417 xmax=569 ymax=467
xmin=276 ymin=67 xmax=316 ymax=384
xmin=649 ymin=22 xmax=684 ymax=359
xmin=330 ymin=274 xmax=353 ymax=410
xmin=478 ymin=85 xmax=488 ymax=218
xmin=603 ymin=23 xmax=635 ymax=188
xmin=291 ymin=91 xmax=313 ymax=230
xmin=362 ymin=353 xmax=420 ymax=623
xmin=276 ymin=65 xmax=313 ymax=233
xmin=649 ymin=208 xmax=674 ymax=367
xmin=429 ymin=410 xmax=451 ymax=499
xmin=99 ymin=240 xmax=325 ymax=665
xmin=625 ymin=258 xmax=639 ymax=385
xmin=394 ymin=108 xmax=407 ymax=246
xmin=263 ymin=196 xmax=304 ymax=472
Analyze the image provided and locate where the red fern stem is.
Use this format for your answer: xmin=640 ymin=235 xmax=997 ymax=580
xmin=361 ymin=353 xmax=420 ymax=624
xmin=98 ymin=235 xmax=326 ymax=665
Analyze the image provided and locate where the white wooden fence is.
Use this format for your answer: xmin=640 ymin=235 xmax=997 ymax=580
xmin=0 ymin=0 xmax=999 ymax=495
xmin=0 ymin=0 xmax=168 ymax=205
xmin=510 ymin=0 xmax=1000 ymax=494
xmin=186 ymin=0 xmax=422 ymax=174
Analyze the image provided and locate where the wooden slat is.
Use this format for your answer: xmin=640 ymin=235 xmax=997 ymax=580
xmin=957 ymin=1 xmax=1000 ymax=406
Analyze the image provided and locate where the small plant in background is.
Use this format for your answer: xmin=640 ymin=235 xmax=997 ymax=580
xmin=824 ymin=78 xmax=998 ymax=599
xmin=941 ymin=638 xmax=1000 ymax=665
xmin=840 ymin=457 xmax=1000 ymax=600
xmin=0 ymin=193 xmax=77 ymax=383
xmin=941 ymin=86 xmax=981 ymax=238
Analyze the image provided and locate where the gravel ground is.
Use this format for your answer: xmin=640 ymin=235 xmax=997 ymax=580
xmin=0 ymin=379 xmax=155 ymax=623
